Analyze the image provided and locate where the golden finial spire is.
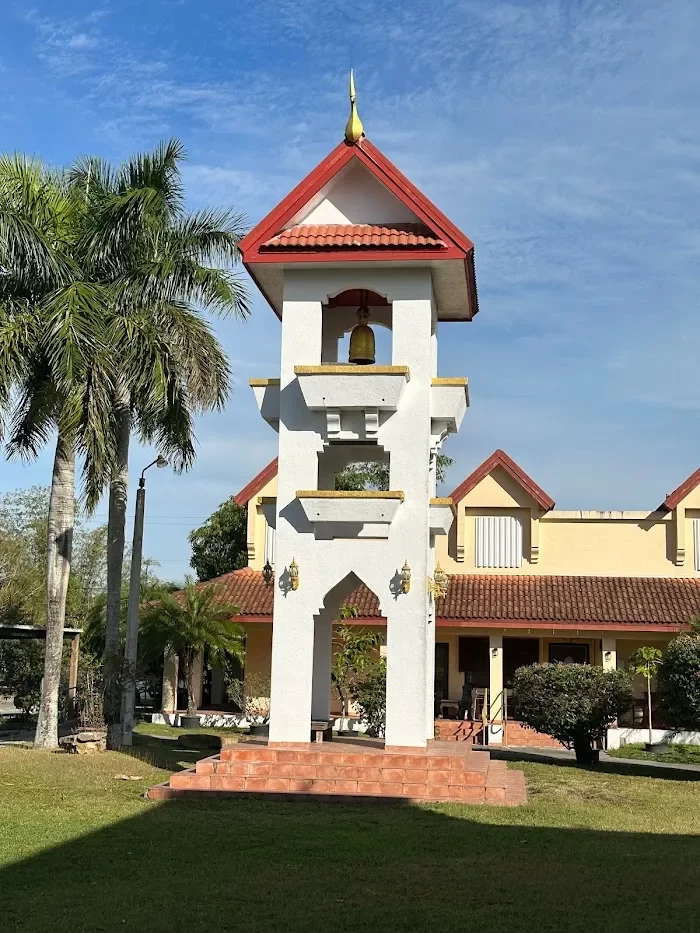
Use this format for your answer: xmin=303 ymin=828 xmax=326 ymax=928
xmin=344 ymin=69 xmax=364 ymax=143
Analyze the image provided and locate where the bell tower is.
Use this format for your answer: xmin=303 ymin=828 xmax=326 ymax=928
xmin=240 ymin=76 xmax=478 ymax=749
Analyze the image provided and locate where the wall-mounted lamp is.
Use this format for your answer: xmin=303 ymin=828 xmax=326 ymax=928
xmin=289 ymin=558 xmax=299 ymax=591
xmin=262 ymin=561 xmax=274 ymax=588
xmin=401 ymin=561 xmax=411 ymax=594
xmin=604 ymin=650 xmax=612 ymax=662
xmin=427 ymin=563 xmax=449 ymax=600
xmin=492 ymin=647 xmax=499 ymax=658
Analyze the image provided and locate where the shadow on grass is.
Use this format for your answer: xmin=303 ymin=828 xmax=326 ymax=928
xmin=2 ymin=794 xmax=699 ymax=933
xmin=487 ymin=746 xmax=700 ymax=782
xmin=120 ymin=734 xmax=204 ymax=772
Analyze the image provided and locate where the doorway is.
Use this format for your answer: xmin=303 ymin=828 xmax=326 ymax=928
xmin=548 ymin=643 xmax=590 ymax=665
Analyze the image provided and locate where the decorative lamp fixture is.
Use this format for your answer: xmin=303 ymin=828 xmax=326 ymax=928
xmin=262 ymin=561 xmax=274 ymax=588
xmin=401 ymin=561 xmax=411 ymax=594
xmin=604 ymin=650 xmax=612 ymax=662
xmin=427 ymin=563 xmax=449 ymax=600
xmin=492 ymin=646 xmax=499 ymax=658
xmin=348 ymin=292 xmax=376 ymax=365
xmin=289 ymin=557 xmax=299 ymax=591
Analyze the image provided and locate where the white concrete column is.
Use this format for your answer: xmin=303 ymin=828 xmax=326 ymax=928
xmin=161 ymin=647 xmax=179 ymax=714
xmin=425 ymin=616 xmax=437 ymax=740
xmin=311 ymin=612 xmax=333 ymax=721
xmin=488 ymin=634 xmax=504 ymax=746
xmin=602 ymin=636 xmax=617 ymax=671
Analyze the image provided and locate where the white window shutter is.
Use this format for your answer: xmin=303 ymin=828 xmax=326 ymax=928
xmin=264 ymin=523 xmax=276 ymax=568
xmin=475 ymin=515 xmax=522 ymax=568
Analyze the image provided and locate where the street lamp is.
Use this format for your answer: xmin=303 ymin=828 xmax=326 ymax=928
xmin=121 ymin=455 xmax=168 ymax=747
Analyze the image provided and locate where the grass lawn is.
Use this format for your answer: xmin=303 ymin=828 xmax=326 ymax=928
xmin=608 ymin=742 xmax=700 ymax=765
xmin=1 ymin=738 xmax=699 ymax=933
xmin=133 ymin=720 xmax=246 ymax=740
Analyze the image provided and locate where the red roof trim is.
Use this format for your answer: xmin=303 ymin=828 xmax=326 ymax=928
xmin=664 ymin=466 xmax=700 ymax=510
xmin=240 ymin=137 xmax=478 ymax=319
xmin=233 ymin=458 xmax=278 ymax=506
xmin=449 ymin=449 xmax=555 ymax=511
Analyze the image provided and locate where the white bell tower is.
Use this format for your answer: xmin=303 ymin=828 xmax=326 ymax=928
xmin=241 ymin=76 xmax=478 ymax=749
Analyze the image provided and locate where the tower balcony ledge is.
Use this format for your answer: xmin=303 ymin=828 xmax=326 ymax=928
xmin=249 ymin=379 xmax=280 ymax=431
xmin=431 ymin=377 xmax=469 ymax=437
xmin=296 ymin=490 xmax=403 ymax=539
xmin=294 ymin=365 xmax=409 ymax=412
xmin=429 ymin=497 xmax=456 ymax=535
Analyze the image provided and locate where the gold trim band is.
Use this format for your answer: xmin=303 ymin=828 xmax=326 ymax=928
xmin=249 ymin=378 xmax=280 ymax=387
xmin=296 ymin=490 xmax=405 ymax=500
xmin=431 ymin=377 xmax=468 ymax=386
xmin=295 ymin=365 xmax=410 ymax=377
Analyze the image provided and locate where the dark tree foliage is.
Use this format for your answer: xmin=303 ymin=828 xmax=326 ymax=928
xmin=512 ymin=662 xmax=633 ymax=764
xmin=335 ymin=454 xmax=453 ymax=491
xmin=352 ymin=658 xmax=387 ymax=738
xmin=188 ymin=498 xmax=248 ymax=582
xmin=658 ymin=631 xmax=700 ymax=731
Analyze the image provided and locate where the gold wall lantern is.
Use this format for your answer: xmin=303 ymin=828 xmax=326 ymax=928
xmin=427 ymin=563 xmax=449 ymax=600
xmin=262 ymin=561 xmax=274 ymax=588
xmin=401 ymin=561 xmax=411 ymax=594
xmin=289 ymin=558 xmax=299 ymax=591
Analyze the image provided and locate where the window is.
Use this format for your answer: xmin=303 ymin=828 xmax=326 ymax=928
xmin=694 ymin=519 xmax=700 ymax=571
xmin=264 ymin=523 xmax=275 ymax=568
xmin=475 ymin=515 xmax=522 ymax=568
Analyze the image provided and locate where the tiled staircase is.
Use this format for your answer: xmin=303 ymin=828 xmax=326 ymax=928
xmin=148 ymin=740 xmax=527 ymax=806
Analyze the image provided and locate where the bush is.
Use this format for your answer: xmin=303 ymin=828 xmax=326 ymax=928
xmin=225 ymin=672 xmax=271 ymax=726
xmin=658 ymin=632 xmax=700 ymax=731
xmin=352 ymin=658 xmax=386 ymax=738
xmin=0 ymin=640 xmax=44 ymax=716
xmin=512 ymin=663 xmax=633 ymax=764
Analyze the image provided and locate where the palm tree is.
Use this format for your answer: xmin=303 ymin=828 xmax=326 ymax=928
xmin=68 ymin=142 xmax=249 ymax=745
xmin=140 ymin=578 xmax=244 ymax=717
xmin=0 ymin=155 xmax=115 ymax=748
xmin=628 ymin=646 xmax=663 ymax=746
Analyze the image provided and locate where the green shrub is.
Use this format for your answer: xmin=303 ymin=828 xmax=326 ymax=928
xmin=658 ymin=632 xmax=700 ymax=731
xmin=352 ymin=658 xmax=386 ymax=738
xmin=0 ymin=640 xmax=44 ymax=716
xmin=512 ymin=663 xmax=633 ymax=764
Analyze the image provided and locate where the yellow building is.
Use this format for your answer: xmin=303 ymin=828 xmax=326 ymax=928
xmin=161 ymin=450 xmax=700 ymax=748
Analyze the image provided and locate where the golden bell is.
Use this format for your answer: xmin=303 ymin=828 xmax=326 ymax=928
xmin=348 ymin=306 xmax=375 ymax=365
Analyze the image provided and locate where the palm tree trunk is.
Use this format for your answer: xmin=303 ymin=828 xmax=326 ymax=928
xmin=185 ymin=651 xmax=197 ymax=716
xmin=647 ymin=672 xmax=653 ymax=746
xmin=104 ymin=380 xmax=131 ymax=749
xmin=34 ymin=431 xmax=75 ymax=749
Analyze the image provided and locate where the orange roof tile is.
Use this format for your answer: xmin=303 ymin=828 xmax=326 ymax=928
xmin=189 ymin=570 xmax=697 ymax=629
xmin=261 ymin=223 xmax=446 ymax=250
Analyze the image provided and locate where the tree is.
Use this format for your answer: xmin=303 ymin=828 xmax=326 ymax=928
xmin=331 ymin=606 xmax=380 ymax=727
xmin=0 ymin=155 xmax=115 ymax=748
xmin=140 ymin=578 xmax=244 ymax=716
xmin=628 ymin=646 xmax=663 ymax=745
xmin=68 ymin=142 xmax=249 ymax=745
xmin=0 ymin=640 xmax=44 ymax=717
xmin=189 ymin=499 xmax=248 ymax=581
xmin=512 ymin=663 xmax=633 ymax=764
xmin=352 ymin=657 xmax=387 ymax=738
xmin=335 ymin=454 xmax=453 ymax=491
xmin=658 ymin=629 xmax=700 ymax=732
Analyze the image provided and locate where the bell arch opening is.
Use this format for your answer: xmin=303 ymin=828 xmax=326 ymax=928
xmin=321 ymin=288 xmax=393 ymax=366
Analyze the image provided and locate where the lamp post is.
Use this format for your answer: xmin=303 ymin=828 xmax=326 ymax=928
xmin=121 ymin=455 xmax=168 ymax=747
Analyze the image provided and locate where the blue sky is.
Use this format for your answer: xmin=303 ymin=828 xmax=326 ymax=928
xmin=1 ymin=0 xmax=700 ymax=580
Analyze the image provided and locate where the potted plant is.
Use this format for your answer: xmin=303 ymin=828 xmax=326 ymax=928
xmin=226 ymin=672 xmax=271 ymax=735
xmin=141 ymin=578 xmax=243 ymax=729
xmin=628 ymin=646 xmax=664 ymax=752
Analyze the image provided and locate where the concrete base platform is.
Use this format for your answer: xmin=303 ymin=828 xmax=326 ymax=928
xmin=148 ymin=739 xmax=527 ymax=806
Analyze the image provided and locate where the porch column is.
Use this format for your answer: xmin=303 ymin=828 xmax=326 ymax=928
xmin=67 ymin=633 xmax=80 ymax=719
xmin=311 ymin=611 xmax=333 ymax=722
xmin=602 ymin=636 xmax=617 ymax=671
xmin=488 ymin=634 xmax=504 ymax=745
xmin=161 ymin=647 xmax=179 ymax=717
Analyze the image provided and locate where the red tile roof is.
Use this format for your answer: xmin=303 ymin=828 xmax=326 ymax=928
xmin=663 ymin=466 xmax=700 ymax=510
xmin=450 ymin=449 xmax=555 ymax=512
xmin=193 ymin=570 xmax=698 ymax=630
xmin=261 ymin=224 xmax=446 ymax=250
